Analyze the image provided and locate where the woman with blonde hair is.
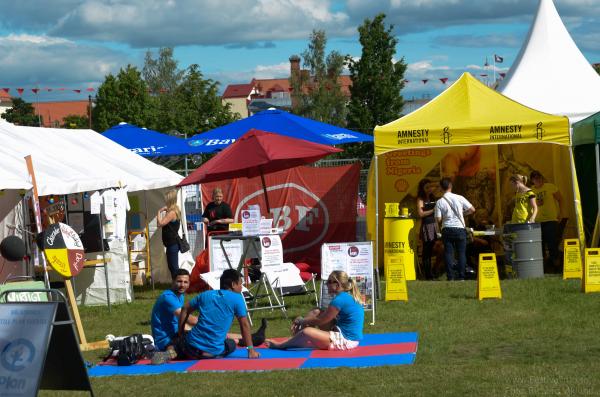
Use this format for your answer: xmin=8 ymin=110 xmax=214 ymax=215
xmin=267 ymin=270 xmax=364 ymax=351
xmin=158 ymin=189 xmax=182 ymax=279
xmin=509 ymin=174 xmax=537 ymax=224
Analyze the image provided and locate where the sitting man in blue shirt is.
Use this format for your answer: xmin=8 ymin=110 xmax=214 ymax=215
xmin=177 ymin=269 xmax=261 ymax=359
xmin=150 ymin=269 xmax=197 ymax=363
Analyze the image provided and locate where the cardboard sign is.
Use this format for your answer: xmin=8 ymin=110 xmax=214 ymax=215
xmin=563 ymin=239 xmax=582 ymax=280
xmin=241 ymin=209 xmax=260 ymax=236
xmin=42 ymin=223 xmax=85 ymax=278
xmin=385 ymin=256 xmax=408 ymax=301
xmin=583 ymin=249 xmax=600 ymax=293
xmin=208 ymin=237 xmax=243 ymax=272
xmin=0 ymin=302 xmax=92 ymax=396
xmin=477 ymin=253 xmax=502 ymax=300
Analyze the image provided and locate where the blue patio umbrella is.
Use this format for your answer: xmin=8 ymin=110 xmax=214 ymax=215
xmin=186 ymin=109 xmax=373 ymax=152
xmin=102 ymin=123 xmax=213 ymax=157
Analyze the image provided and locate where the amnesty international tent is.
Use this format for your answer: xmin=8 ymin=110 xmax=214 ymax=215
xmin=572 ymin=113 xmax=600 ymax=245
xmin=368 ymin=73 xmax=583 ymax=267
xmin=498 ymin=0 xmax=600 ymax=123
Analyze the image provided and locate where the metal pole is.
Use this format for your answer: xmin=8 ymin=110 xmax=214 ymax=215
xmin=88 ymin=95 xmax=92 ymax=130
xmin=374 ymin=155 xmax=381 ymax=300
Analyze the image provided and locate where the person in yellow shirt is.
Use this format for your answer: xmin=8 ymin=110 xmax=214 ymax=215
xmin=530 ymin=170 xmax=563 ymax=271
xmin=510 ymin=174 xmax=537 ymax=224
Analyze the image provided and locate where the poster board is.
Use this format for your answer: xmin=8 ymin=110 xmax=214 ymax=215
xmin=208 ymin=236 xmax=243 ymax=272
xmin=320 ymin=241 xmax=375 ymax=324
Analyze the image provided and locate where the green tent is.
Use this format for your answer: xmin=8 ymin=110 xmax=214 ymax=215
xmin=572 ymin=113 xmax=600 ymax=244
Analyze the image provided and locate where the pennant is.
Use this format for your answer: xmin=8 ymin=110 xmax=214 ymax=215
xmin=403 ymin=79 xmax=410 ymax=84
xmin=73 ymin=89 xmax=81 ymax=93
xmin=494 ymin=54 xmax=504 ymax=63
xmin=1 ymin=88 xmax=9 ymax=93
xmin=31 ymin=88 xmax=39 ymax=94
xmin=17 ymin=88 xmax=24 ymax=95
xmin=86 ymin=87 xmax=95 ymax=92
xmin=59 ymin=88 xmax=66 ymax=91
xmin=439 ymin=78 xmax=448 ymax=84
xmin=422 ymin=79 xmax=429 ymax=84
xmin=480 ymin=74 xmax=488 ymax=77
xmin=45 ymin=88 xmax=53 ymax=92
xmin=499 ymin=73 xmax=506 ymax=78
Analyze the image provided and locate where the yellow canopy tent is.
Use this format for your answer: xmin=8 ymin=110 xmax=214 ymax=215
xmin=367 ymin=72 xmax=583 ymax=269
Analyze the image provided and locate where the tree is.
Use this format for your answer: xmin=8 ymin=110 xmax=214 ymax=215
xmin=346 ymin=13 xmax=407 ymax=157
xmin=92 ymin=65 xmax=155 ymax=132
xmin=143 ymin=47 xmax=184 ymax=133
xmin=62 ymin=114 xmax=89 ymax=129
xmin=1 ymin=98 xmax=39 ymax=126
xmin=290 ymin=30 xmax=348 ymax=126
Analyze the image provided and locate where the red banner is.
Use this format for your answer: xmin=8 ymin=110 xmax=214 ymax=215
xmin=201 ymin=164 xmax=360 ymax=274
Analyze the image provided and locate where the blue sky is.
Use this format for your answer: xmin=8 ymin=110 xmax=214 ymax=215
xmin=0 ymin=0 xmax=599 ymax=103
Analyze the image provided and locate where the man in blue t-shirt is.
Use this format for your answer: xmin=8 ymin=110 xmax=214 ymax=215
xmin=177 ymin=269 xmax=260 ymax=359
xmin=151 ymin=269 xmax=197 ymax=354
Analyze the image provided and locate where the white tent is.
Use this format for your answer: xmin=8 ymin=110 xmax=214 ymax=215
xmin=498 ymin=0 xmax=600 ymax=123
xmin=0 ymin=119 xmax=185 ymax=304
xmin=0 ymin=119 xmax=182 ymax=194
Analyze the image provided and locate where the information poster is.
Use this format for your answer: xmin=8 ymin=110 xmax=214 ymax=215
xmin=209 ymin=238 xmax=243 ymax=272
xmin=241 ymin=209 xmax=260 ymax=236
xmin=260 ymin=235 xmax=284 ymax=268
xmin=320 ymin=241 xmax=375 ymax=324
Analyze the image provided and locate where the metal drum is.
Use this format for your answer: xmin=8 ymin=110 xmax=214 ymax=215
xmin=503 ymin=223 xmax=544 ymax=279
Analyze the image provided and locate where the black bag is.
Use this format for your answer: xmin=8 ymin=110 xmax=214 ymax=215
xmin=168 ymin=221 xmax=190 ymax=253
xmin=115 ymin=334 xmax=147 ymax=366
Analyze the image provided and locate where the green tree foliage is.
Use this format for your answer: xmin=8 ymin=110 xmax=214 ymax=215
xmin=1 ymin=98 xmax=39 ymax=126
xmin=143 ymin=47 xmax=184 ymax=132
xmin=345 ymin=13 xmax=407 ymax=158
xmin=290 ymin=30 xmax=347 ymax=126
xmin=92 ymin=65 xmax=154 ymax=132
xmin=172 ymin=64 xmax=238 ymax=137
xmin=62 ymin=114 xmax=89 ymax=129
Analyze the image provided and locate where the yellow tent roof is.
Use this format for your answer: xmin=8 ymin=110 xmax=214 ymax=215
xmin=374 ymin=73 xmax=570 ymax=156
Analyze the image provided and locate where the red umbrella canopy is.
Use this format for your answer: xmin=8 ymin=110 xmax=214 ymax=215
xmin=179 ymin=128 xmax=342 ymax=186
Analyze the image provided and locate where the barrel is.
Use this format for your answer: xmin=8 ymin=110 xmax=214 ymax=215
xmin=503 ymin=223 xmax=544 ymax=279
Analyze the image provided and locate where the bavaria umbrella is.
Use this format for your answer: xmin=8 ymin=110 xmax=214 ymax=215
xmin=179 ymin=128 xmax=342 ymax=213
xmin=186 ymin=109 xmax=372 ymax=152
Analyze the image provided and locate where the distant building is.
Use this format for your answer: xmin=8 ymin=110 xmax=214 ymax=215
xmin=32 ymin=100 xmax=90 ymax=128
xmin=221 ymin=56 xmax=352 ymax=119
xmin=0 ymin=90 xmax=12 ymax=115
xmin=401 ymin=96 xmax=432 ymax=115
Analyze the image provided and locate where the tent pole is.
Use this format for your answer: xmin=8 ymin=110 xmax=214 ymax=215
xmin=568 ymin=144 xmax=584 ymax=247
xmin=260 ymin=171 xmax=271 ymax=215
xmin=374 ymin=155 xmax=380 ymax=300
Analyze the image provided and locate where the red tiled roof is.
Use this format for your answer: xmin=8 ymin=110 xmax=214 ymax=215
xmin=0 ymin=90 xmax=11 ymax=100
xmin=254 ymin=76 xmax=352 ymax=96
xmin=222 ymin=83 xmax=255 ymax=99
xmin=32 ymin=100 xmax=89 ymax=128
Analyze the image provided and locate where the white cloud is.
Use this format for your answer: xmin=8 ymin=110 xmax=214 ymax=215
xmin=0 ymin=34 xmax=132 ymax=86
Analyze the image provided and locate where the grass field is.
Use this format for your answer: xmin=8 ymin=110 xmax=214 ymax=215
xmin=40 ymin=276 xmax=600 ymax=396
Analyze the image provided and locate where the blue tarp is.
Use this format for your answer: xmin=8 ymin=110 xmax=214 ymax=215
xmin=186 ymin=109 xmax=373 ymax=152
xmin=102 ymin=123 xmax=212 ymax=157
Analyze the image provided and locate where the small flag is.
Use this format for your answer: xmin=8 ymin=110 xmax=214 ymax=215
xmin=499 ymin=73 xmax=506 ymax=78
xmin=480 ymin=74 xmax=488 ymax=77
xmin=439 ymin=78 xmax=448 ymax=84
xmin=422 ymin=79 xmax=429 ymax=84
xmin=17 ymin=88 xmax=24 ymax=95
xmin=86 ymin=87 xmax=95 ymax=92
xmin=494 ymin=54 xmax=504 ymax=63
xmin=403 ymin=79 xmax=410 ymax=84
xmin=1 ymin=88 xmax=9 ymax=93
xmin=31 ymin=88 xmax=39 ymax=94
xmin=73 ymin=89 xmax=81 ymax=93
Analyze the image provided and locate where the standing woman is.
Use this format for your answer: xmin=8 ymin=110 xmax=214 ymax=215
xmin=530 ymin=170 xmax=563 ymax=270
xmin=158 ymin=189 xmax=182 ymax=279
xmin=510 ymin=174 xmax=537 ymax=224
xmin=416 ymin=179 xmax=438 ymax=280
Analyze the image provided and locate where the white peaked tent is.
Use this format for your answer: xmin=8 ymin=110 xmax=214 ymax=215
xmin=498 ymin=0 xmax=600 ymax=123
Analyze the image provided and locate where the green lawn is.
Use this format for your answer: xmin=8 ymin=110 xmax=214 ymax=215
xmin=41 ymin=276 xmax=600 ymax=396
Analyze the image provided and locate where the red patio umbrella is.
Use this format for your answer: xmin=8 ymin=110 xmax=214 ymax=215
xmin=179 ymin=128 xmax=342 ymax=213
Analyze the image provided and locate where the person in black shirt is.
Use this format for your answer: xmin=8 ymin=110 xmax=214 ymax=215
xmin=416 ymin=179 xmax=438 ymax=280
xmin=158 ymin=189 xmax=182 ymax=279
xmin=202 ymin=188 xmax=233 ymax=232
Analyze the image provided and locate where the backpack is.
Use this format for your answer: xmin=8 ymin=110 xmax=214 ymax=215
xmin=103 ymin=334 xmax=150 ymax=366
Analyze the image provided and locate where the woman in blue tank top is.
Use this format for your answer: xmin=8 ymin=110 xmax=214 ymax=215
xmin=267 ymin=270 xmax=364 ymax=351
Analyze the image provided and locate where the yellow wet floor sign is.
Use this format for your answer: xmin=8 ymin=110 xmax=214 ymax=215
xmin=477 ymin=253 xmax=502 ymax=300
xmin=385 ymin=256 xmax=408 ymax=301
xmin=583 ymin=249 xmax=600 ymax=293
xmin=563 ymin=239 xmax=582 ymax=280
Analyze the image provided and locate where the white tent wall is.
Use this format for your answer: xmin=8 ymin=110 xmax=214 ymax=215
xmin=0 ymin=190 xmax=27 ymax=282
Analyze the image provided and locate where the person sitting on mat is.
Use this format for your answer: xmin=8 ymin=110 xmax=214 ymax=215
xmin=266 ymin=270 xmax=364 ymax=351
xmin=151 ymin=269 xmax=197 ymax=357
xmin=176 ymin=269 xmax=264 ymax=360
